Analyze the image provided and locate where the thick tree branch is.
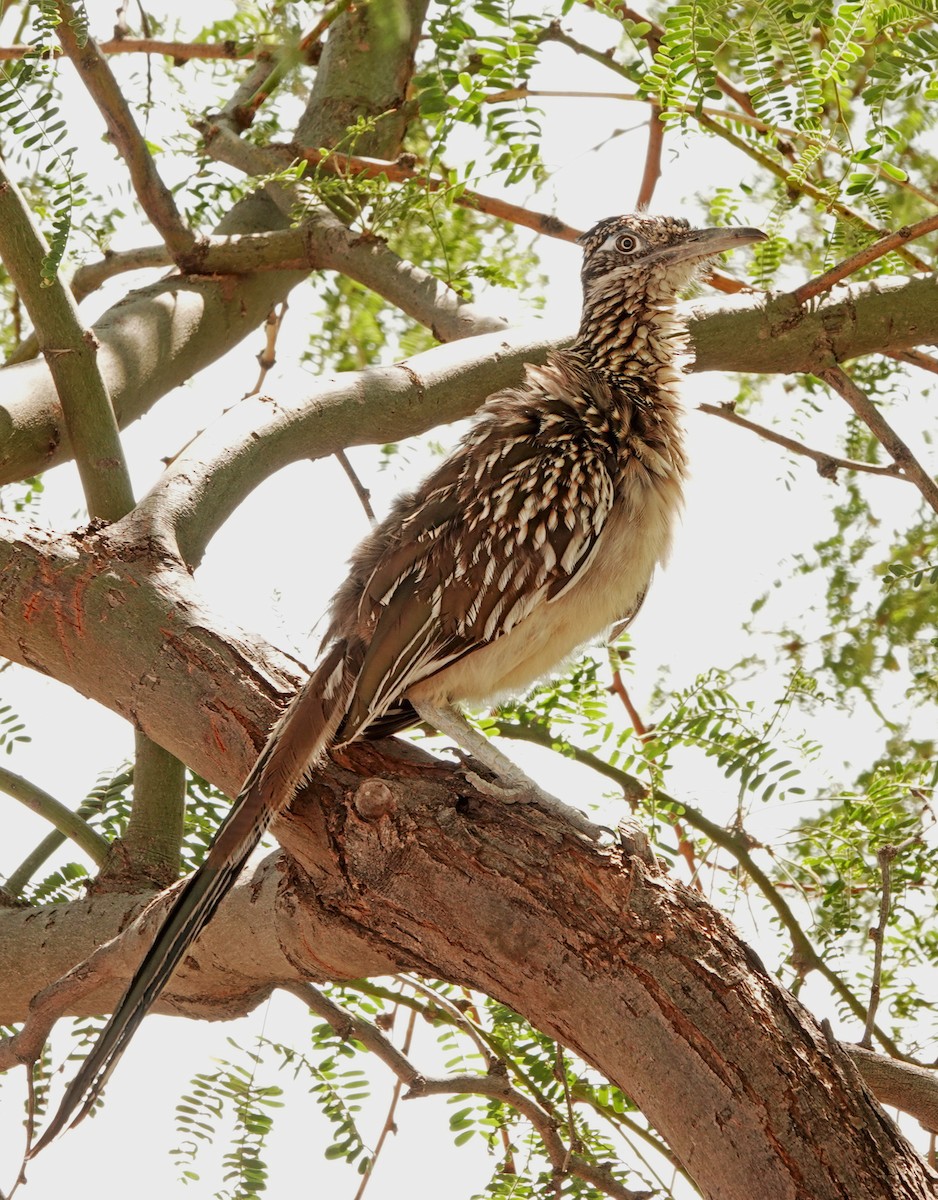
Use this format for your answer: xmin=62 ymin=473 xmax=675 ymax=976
xmin=888 ymin=348 xmax=938 ymax=375
xmin=125 ymin=274 xmax=938 ymax=569
xmin=0 ymin=154 xmax=189 ymax=887
xmin=3 ymin=736 xmax=932 ymax=1198
xmin=0 ymin=518 xmax=932 ymax=1196
xmin=846 ymin=1047 xmax=938 ymax=1133
xmin=490 ymin=719 xmax=905 ymax=1058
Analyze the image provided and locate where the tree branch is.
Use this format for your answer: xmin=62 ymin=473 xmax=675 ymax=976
xmin=120 ymin=733 xmax=186 ymax=886
xmin=0 ymin=765 xmax=109 ymax=868
xmin=0 ymin=520 xmax=931 ymax=1196
xmin=284 ymin=982 xmax=666 ymax=1199
xmin=887 ymin=348 xmax=938 ymax=376
xmin=0 ymin=160 xmax=135 ymax=520
xmin=846 ymin=1046 xmax=938 ymax=1133
xmin=4 ymin=770 xmax=131 ymax=896
xmin=490 ymin=719 xmax=905 ymax=1059
xmin=696 ymin=113 xmax=930 ymax=272
xmin=861 ymin=845 xmax=897 ymax=1049
xmin=0 ymin=39 xmax=271 ymax=63
xmin=697 ymin=401 xmax=904 ymax=481
xmin=817 ymin=364 xmax=938 ymax=515
xmin=792 ymin=213 xmax=938 ymax=304
xmin=54 ymin=2 xmax=196 ymax=259
xmin=635 ymin=104 xmax=664 ymax=211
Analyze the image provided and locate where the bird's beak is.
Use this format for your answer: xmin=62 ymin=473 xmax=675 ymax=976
xmin=653 ymin=226 xmax=767 ymax=266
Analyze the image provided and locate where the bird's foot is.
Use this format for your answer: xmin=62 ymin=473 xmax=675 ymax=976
xmin=463 ymin=769 xmax=607 ymax=841
xmin=412 ymin=700 xmax=608 ymax=842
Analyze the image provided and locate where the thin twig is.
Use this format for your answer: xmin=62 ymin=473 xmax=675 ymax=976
xmin=609 ymin=669 xmax=650 ymax=738
xmin=335 ymin=449 xmax=376 ymax=524
xmin=698 ymin=401 xmax=904 ymax=481
xmin=352 ymin=1005 xmax=416 ymax=1200
xmin=696 ymin=113 xmax=931 ymax=272
xmin=817 ymin=364 xmax=938 ymax=515
xmin=555 ymin=1043 xmax=579 ymax=1164
xmin=55 ymin=3 xmax=196 ymax=259
xmin=284 ymin=982 xmax=645 ymax=1200
xmin=0 ymin=38 xmax=268 ymax=61
xmin=791 ymin=213 xmax=938 ymax=304
xmin=861 ymin=845 xmax=897 ymax=1049
xmin=299 ymin=0 xmax=354 ymax=53
xmin=247 ymin=302 xmax=288 ymax=397
xmin=607 ymin=669 xmax=702 ymax=887
xmin=293 ymin=142 xmax=581 ymax=242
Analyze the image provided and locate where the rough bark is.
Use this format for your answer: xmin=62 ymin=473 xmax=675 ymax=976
xmin=3 ymin=5 xmax=937 ymax=1197
xmin=0 ymin=517 xmax=935 ymax=1200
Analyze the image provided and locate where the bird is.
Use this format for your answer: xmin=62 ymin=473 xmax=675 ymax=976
xmin=31 ymin=212 xmax=765 ymax=1152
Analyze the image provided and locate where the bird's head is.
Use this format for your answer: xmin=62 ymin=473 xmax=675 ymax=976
xmin=577 ymin=213 xmax=766 ymax=304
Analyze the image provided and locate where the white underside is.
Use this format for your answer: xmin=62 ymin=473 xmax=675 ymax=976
xmin=407 ymin=473 xmax=682 ymax=707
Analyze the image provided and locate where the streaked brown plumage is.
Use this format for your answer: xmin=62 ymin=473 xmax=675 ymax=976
xmin=33 ymin=213 xmax=765 ymax=1151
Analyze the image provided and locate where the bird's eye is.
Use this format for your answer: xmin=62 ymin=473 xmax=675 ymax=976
xmin=615 ymin=234 xmax=638 ymax=253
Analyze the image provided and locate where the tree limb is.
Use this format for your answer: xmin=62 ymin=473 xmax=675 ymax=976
xmin=792 ymin=213 xmax=938 ymax=304
xmin=697 ymin=401 xmax=903 ymax=481
xmin=55 ymin=2 xmax=196 ymax=259
xmin=0 ymin=160 xmax=135 ymax=520
xmin=817 ymin=364 xmax=938 ymax=515
xmin=0 ymin=765 xmax=109 ymax=868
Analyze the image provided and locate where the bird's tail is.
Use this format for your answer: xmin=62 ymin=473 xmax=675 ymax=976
xmin=30 ymin=639 xmax=356 ymax=1156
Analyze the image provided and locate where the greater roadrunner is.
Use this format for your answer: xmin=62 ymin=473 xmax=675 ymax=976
xmin=33 ymin=213 xmax=765 ymax=1151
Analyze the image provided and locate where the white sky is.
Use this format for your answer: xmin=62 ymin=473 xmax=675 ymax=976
xmin=1 ymin=1 xmax=934 ymax=1197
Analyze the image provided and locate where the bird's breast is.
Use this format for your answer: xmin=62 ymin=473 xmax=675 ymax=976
xmin=408 ymin=458 xmax=684 ymax=707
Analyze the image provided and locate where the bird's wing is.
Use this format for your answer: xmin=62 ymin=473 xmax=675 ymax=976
xmin=338 ymin=411 xmax=616 ymax=740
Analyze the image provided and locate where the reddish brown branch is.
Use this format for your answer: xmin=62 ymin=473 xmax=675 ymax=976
xmin=608 ymin=670 xmax=703 ymax=890
xmin=292 ymin=144 xmax=756 ymax=294
xmin=0 ymin=38 xmax=265 ymax=61
xmin=299 ymin=0 xmax=354 ymax=53
xmin=792 ymin=213 xmax=938 ymax=304
xmin=293 ymin=142 xmax=582 ymax=242
xmin=609 ymin=669 xmax=650 ymax=738
xmin=887 ymin=348 xmax=938 ymax=375
xmin=635 ymin=103 xmax=664 ymax=210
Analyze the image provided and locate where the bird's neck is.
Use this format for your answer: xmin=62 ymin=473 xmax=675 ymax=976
xmin=572 ymin=285 xmax=689 ymax=392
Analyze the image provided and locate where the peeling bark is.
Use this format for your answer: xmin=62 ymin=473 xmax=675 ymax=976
xmin=0 ymin=517 xmax=935 ymax=1199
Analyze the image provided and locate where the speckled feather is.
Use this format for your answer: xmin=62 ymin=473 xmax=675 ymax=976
xmin=34 ymin=213 xmax=765 ymax=1151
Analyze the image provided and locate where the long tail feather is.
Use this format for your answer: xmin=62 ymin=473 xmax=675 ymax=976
xmin=30 ymin=640 xmax=355 ymax=1155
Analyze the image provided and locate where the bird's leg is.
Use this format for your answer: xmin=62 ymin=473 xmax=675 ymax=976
xmin=411 ymin=701 xmax=606 ymax=840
